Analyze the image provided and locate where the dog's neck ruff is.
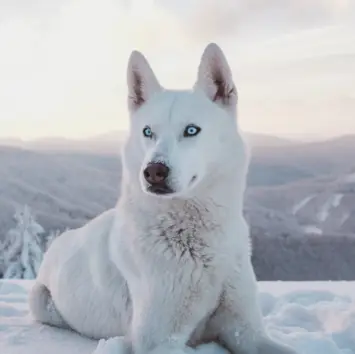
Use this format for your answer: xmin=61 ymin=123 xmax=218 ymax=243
xmin=116 ymin=173 xmax=245 ymax=267
xmin=120 ymin=166 xmax=245 ymax=229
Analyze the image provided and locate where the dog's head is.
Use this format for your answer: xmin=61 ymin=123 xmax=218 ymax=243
xmin=123 ymin=43 xmax=245 ymax=199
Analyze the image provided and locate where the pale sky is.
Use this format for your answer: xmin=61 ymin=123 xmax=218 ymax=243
xmin=0 ymin=0 xmax=355 ymax=140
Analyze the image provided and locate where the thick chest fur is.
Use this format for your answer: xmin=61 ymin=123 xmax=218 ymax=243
xmin=128 ymin=200 xmax=225 ymax=269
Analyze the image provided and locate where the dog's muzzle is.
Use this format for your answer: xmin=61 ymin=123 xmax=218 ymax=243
xmin=143 ymin=162 xmax=174 ymax=195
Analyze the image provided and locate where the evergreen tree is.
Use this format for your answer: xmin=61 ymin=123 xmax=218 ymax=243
xmin=2 ymin=205 xmax=45 ymax=279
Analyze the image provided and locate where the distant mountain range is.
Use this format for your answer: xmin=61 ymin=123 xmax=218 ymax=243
xmin=0 ymin=130 xmax=296 ymax=151
xmin=1 ymin=132 xmax=355 ymax=239
xmin=247 ymin=171 xmax=355 ymax=236
xmin=0 ymin=131 xmax=128 ymax=154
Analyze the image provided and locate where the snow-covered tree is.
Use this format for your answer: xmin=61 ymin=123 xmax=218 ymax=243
xmin=2 ymin=205 xmax=45 ymax=279
xmin=1 ymin=218 xmax=24 ymax=279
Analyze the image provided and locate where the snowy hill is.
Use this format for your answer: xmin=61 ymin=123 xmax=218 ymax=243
xmin=1 ymin=131 xmax=292 ymax=151
xmin=1 ymin=134 xmax=355 ymax=238
xmin=250 ymin=135 xmax=355 ymax=176
xmin=0 ymin=131 xmax=127 ymax=154
xmin=0 ymin=280 xmax=354 ymax=354
xmin=249 ymin=171 xmax=355 ymax=236
xmin=0 ymin=147 xmax=121 ymax=238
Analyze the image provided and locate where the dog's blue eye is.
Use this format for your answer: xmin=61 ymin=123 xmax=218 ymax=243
xmin=143 ymin=126 xmax=153 ymax=138
xmin=184 ymin=125 xmax=201 ymax=137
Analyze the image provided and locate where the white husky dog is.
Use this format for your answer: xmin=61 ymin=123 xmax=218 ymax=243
xmin=29 ymin=43 xmax=297 ymax=354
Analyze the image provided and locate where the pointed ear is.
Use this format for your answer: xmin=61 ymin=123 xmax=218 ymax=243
xmin=194 ymin=43 xmax=237 ymax=111
xmin=127 ymin=50 xmax=162 ymax=112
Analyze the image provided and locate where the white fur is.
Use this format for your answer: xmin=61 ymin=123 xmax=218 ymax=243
xmin=29 ymin=43 xmax=298 ymax=354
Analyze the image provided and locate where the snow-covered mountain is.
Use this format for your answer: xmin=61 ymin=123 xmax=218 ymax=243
xmin=1 ymin=133 xmax=355 ymax=238
xmin=248 ymin=171 xmax=355 ymax=236
xmin=0 ymin=131 xmax=127 ymax=154
xmin=0 ymin=146 xmax=121 ymax=237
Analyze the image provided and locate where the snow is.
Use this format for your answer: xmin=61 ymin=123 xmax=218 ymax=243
xmin=317 ymin=194 xmax=344 ymax=223
xmin=340 ymin=213 xmax=350 ymax=226
xmin=292 ymin=195 xmax=315 ymax=215
xmin=332 ymin=194 xmax=344 ymax=208
xmin=303 ymin=225 xmax=323 ymax=235
xmin=1 ymin=281 xmax=354 ymax=354
xmin=343 ymin=173 xmax=355 ymax=183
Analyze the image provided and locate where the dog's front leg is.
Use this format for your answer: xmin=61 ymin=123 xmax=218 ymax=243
xmin=206 ymin=259 xmax=298 ymax=354
xmin=130 ymin=273 xmax=219 ymax=354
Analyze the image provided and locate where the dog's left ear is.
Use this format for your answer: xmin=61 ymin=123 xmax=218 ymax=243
xmin=194 ymin=43 xmax=237 ymax=112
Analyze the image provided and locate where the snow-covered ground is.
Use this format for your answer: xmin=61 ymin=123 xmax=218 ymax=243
xmin=0 ymin=280 xmax=354 ymax=354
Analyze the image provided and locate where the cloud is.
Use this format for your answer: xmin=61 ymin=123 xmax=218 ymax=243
xmin=0 ymin=0 xmax=354 ymax=139
xmin=0 ymin=0 xmax=194 ymax=138
xmin=160 ymin=0 xmax=355 ymax=42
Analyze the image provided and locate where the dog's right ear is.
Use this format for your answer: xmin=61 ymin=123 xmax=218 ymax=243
xmin=127 ymin=50 xmax=162 ymax=112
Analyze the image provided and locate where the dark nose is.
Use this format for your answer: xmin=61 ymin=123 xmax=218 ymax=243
xmin=143 ymin=162 xmax=170 ymax=185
